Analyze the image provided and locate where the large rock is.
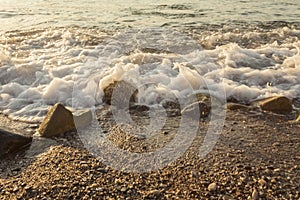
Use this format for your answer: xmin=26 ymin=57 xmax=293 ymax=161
xmin=38 ymin=103 xmax=75 ymax=137
xmin=0 ymin=128 xmax=32 ymax=158
xmin=256 ymin=96 xmax=293 ymax=114
xmin=103 ymin=80 xmax=138 ymax=108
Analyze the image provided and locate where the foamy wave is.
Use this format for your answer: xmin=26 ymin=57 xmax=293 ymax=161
xmin=0 ymin=26 xmax=299 ymax=121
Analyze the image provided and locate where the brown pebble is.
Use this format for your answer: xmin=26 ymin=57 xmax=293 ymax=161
xmin=208 ymin=182 xmax=217 ymax=192
xmin=148 ymin=189 xmax=161 ymax=196
xmin=252 ymin=189 xmax=259 ymax=200
xmin=259 ymin=179 xmax=267 ymax=186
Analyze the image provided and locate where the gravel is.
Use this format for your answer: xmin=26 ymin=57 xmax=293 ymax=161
xmin=0 ymin=107 xmax=299 ymax=199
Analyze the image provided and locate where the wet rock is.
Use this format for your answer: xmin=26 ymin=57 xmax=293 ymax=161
xmin=0 ymin=128 xmax=32 ymax=157
xmin=227 ymin=103 xmax=249 ymax=110
xmin=38 ymin=103 xmax=75 ymax=137
xmin=208 ymin=182 xmax=217 ymax=192
xmin=103 ymin=80 xmax=137 ymax=108
xmin=256 ymin=96 xmax=292 ymax=114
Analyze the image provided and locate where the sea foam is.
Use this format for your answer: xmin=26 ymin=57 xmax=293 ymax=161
xmin=0 ymin=27 xmax=299 ymax=122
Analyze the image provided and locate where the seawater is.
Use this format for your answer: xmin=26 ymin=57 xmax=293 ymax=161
xmin=1 ymin=0 xmax=300 ymax=31
xmin=0 ymin=1 xmax=299 ymax=122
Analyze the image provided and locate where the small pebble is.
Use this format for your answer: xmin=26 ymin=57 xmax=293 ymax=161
xmin=252 ymin=189 xmax=259 ymax=200
xmin=120 ymin=187 xmax=127 ymax=192
xmin=208 ymin=182 xmax=217 ymax=192
xmin=259 ymin=179 xmax=267 ymax=186
xmin=148 ymin=189 xmax=161 ymax=196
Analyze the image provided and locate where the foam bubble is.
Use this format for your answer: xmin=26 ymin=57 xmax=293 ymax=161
xmin=0 ymin=27 xmax=299 ymax=121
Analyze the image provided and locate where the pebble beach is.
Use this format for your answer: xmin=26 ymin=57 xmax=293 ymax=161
xmin=0 ymin=105 xmax=299 ymax=199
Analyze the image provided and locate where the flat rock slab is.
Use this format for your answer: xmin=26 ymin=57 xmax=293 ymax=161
xmin=0 ymin=128 xmax=32 ymax=158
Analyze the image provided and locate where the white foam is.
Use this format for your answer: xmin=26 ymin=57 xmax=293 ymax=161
xmin=0 ymin=27 xmax=299 ymax=121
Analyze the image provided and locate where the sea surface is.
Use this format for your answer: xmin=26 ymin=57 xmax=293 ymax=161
xmin=0 ymin=0 xmax=299 ymax=121
xmin=0 ymin=0 xmax=300 ymax=31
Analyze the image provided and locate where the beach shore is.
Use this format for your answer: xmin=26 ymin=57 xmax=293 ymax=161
xmin=0 ymin=106 xmax=299 ymax=199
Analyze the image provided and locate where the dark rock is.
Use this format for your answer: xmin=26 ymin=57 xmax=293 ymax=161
xmin=0 ymin=128 xmax=32 ymax=157
xmin=256 ymin=96 xmax=293 ymax=114
xmin=38 ymin=103 xmax=75 ymax=137
xmin=103 ymin=80 xmax=138 ymax=108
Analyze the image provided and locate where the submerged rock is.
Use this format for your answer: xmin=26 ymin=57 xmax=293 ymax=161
xmin=103 ymin=80 xmax=138 ymax=108
xmin=0 ymin=128 xmax=32 ymax=157
xmin=256 ymin=96 xmax=293 ymax=114
xmin=38 ymin=103 xmax=75 ymax=137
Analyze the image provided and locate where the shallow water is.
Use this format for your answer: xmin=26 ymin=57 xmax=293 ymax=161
xmin=0 ymin=1 xmax=299 ymax=121
xmin=0 ymin=0 xmax=300 ymax=31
